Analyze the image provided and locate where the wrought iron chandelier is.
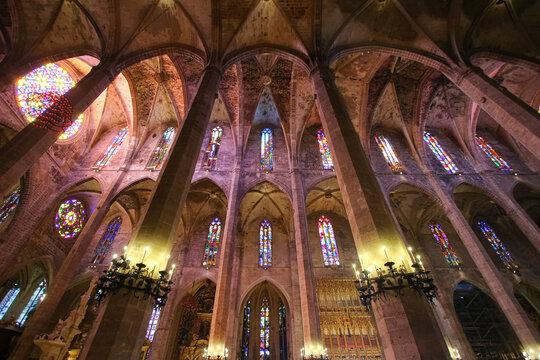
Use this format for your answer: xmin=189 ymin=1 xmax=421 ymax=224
xmin=95 ymin=255 xmax=173 ymax=307
xmin=300 ymin=347 xmax=329 ymax=360
xmin=354 ymin=254 xmax=437 ymax=307
xmin=203 ymin=347 xmax=229 ymax=359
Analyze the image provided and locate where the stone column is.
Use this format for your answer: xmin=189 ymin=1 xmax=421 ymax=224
xmin=310 ymin=65 xmax=449 ymax=360
xmin=290 ymin=169 xmax=322 ymax=351
xmin=9 ymin=172 xmax=131 ymax=360
xmin=207 ymin=167 xmax=242 ymax=356
xmin=423 ymin=174 xmax=540 ymax=350
xmin=448 ymin=68 xmax=540 ymax=159
xmin=85 ymin=65 xmax=221 ymax=360
xmin=0 ymin=63 xmax=118 ymax=195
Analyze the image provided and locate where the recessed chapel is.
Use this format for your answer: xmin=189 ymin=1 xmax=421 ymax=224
xmin=0 ymin=1 xmax=539 ymax=359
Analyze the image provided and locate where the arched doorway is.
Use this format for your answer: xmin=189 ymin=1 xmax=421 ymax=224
xmin=239 ymin=281 xmax=289 ymax=360
xmin=454 ymin=282 xmax=523 ymax=359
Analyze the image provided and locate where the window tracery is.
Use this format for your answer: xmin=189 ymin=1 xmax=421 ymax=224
xmin=91 ymin=217 xmax=122 ymax=264
xmin=423 ymin=132 xmax=459 ymax=174
xmin=241 ymin=300 xmax=251 ymax=360
xmin=202 ymin=126 xmax=223 ymax=170
xmin=146 ymin=127 xmax=175 ymax=170
xmin=17 ymin=63 xmax=84 ymax=140
xmin=475 ymin=135 xmax=514 ymax=173
xmin=375 ymin=135 xmax=404 ymax=173
xmin=317 ymin=129 xmax=334 ymax=170
xmin=428 ymin=222 xmax=460 ymax=267
xmin=202 ymin=218 xmax=222 ymax=267
xmin=477 ymin=221 xmax=518 ymax=272
xmin=145 ymin=305 xmax=161 ymax=342
xmin=16 ymin=280 xmax=46 ymax=326
xmin=55 ymin=199 xmax=86 ymax=239
xmin=0 ymin=284 xmax=20 ymax=319
xmin=0 ymin=186 xmax=21 ymax=225
xmin=318 ymin=215 xmax=340 ymax=266
xmin=261 ymin=128 xmax=273 ymax=172
xmin=93 ymin=127 xmax=129 ymax=170
xmin=259 ymin=220 xmax=272 ymax=267
xmin=260 ymin=297 xmax=270 ymax=359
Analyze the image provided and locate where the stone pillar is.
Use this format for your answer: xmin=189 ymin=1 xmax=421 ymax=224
xmin=207 ymin=167 xmax=242 ymax=356
xmin=85 ymin=65 xmax=221 ymax=360
xmin=0 ymin=64 xmax=118 ymax=195
xmin=449 ymin=68 xmax=540 ymax=159
xmin=423 ymin=174 xmax=540 ymax=350
xmin=290 ymin=169 xmax=322 ymax=351
xmin=9 ymin=172 xmax=131 ymax=360
xmin=310 ymin=65 xmax=449 ymax=359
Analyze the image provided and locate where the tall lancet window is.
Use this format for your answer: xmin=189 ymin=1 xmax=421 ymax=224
xmin=93 ymin=127 xmax=129 ymax=170
xmin=375 ymin=135 xmax=404 ymax=173
xmin=146 ymin=127 xmax=175 ymax=170
xmin=259 ymin=220 xmax=272 ymax=267
xmin=91 ymin=217 xmax=122 ymax=264
xmin=423 ymin=132 xmax=459 ymax=174
xmin=260 ymin=297 xmax=270 ymax=359
xmin=0 ymin=186 xmax=21 ymax=225
xmin=261 ymin=128 xmax=273 ymax=172
xmin=0 ymin=284 xmax=20 ymax=319
xmin=428 ymin=222 xmax=460 ymax=266
xmin=145 ymin=305 xmax=161 ymax=342
xmin=278 ymin=302 xmax=287 ymax=360
xmin=202 ymin=218 xmax=222 ymax=267
xmin=318 ymin=215 xmax=340 ymax=266
xmin=475 ymin=135 xmax=514 ymax=173
xmin=317 ymin=129 xmax=334 ymax=170
xmin=241 ymin=301 xmax=251 ymax=360
xmin=16 ymin=280 xmax=46 ymax=326
xmin=477 ymin=221 xmax=518 ymax=272
xmin=202 ymin=126 xmax=223 ymax=170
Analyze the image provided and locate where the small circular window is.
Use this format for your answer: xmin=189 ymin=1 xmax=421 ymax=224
xmin=54 ymin=198 xmax=86 ymax=239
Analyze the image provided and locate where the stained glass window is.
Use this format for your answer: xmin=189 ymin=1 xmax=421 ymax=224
xmin=278 ymin=302 xmax=287 ymax=360
xmin=475 ymin=135 xmax=514 ymax=173
xmin=16 ymin=280 xmax=46 ymax=326
xmin=477 ymin=221 xmax=518 ymax=272
xmin=202 ymin=127 xmax=223 ymax=170
xmin=261 ymin=128 xmax=273 ymax=172
xmin=375 ymin=135 xmax=404 ymax=173
xmin=260 ymin=297 xmax=270 ymax=359
xmin=146 ymin=127 xmax=175 ymax=170
xmin=428 ymin=222 xmax=460 ymax=266
xmin=0 ymin=186 xmax=21 ymax=225
xmin=317 ymin=129 xmax=334 ymax=170
xmin=0 ymin=284 xmax=20 ymax=319
xmin=55 ymin=199 xmax=86 ymax=239
xmin=318 ymin=215 xmax=340 ymax=266
xmin=241 ymin=301 xmax=251 ymax=360
xmin=93 ymin=127 xmax=129 ymax=170
xmin=145 ymin=305 xmax=161 ymax=342
xmin=17 ymin=63 xmax=84 ymax=140
xmin=202 ymin=218 xmax=222 ymax=267
xmin=423 ymin=132 xmax=459 ymax=174
xmin=259 ymin=220 xmax=272 ymax=267
xmin=91 ymin=217 xmax=122 ymax=264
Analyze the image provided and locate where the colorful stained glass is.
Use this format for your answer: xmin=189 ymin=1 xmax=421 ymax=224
xmin=0 ymin=186 xmax=21 ymax=225
xmin=93 ymin=127 xmax=129 ymax=170
xmin=317 ymin=129 xmax=334 ymax=170
xmin=375 ymin=135 xmax=404 ymax=173
xmin=91 ymin=217 xmax=122 ymax=264
xmin=202 ymin=126 xmax=223 ymax=170
xmin=261 ymin=128 xmax=273 ymax=172
xmin=259 ymin=220 xmax=272 ymax=267
xmin=202 ymin=218 xmax=222 ymax=267
xmin=423 ymin=132 xmax=459 ymax=174
xmin=0 ymin=285 xmax=20 ymax=319
xmin=17 ymin=63 xmax=84 ymax=140
xmin=260 ymin=297 xmax=270 ymax=359
xmin=146 ymin=127 xmax=175 ymax=170
xmin=318 ymin=215 xmax=340 ymax=266
xmin=428 ymin=222 xmax=460 ymax=266
xmin=241 ymin=301 xmax=251 ymax=360
xmin=16 ymin=280 xmax=46 ymax=326
xmin=477 ymin=221 xmax=518 ymax=272
xmin=145 ymin=306 xmax=161 ymax=342
xmin=475 ymin=135 xmax=514 ymax=173
xmin=278 ymin=302 xmax=287 ymax=360
xmin=54 ymin=199 xmax=86 ymax=239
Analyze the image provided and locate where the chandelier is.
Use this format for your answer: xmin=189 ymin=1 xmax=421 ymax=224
xmin=95 ymin=255 xmax=173 ymax=307
xmin=354 ymin=250 xmax=437 ymax=307
xmin=203 ymin=347 xmax=229 ymax=359
xmin=300 ymin=347 xmax=329 ymax=360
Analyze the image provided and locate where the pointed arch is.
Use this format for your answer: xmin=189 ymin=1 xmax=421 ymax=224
xmin=318 ymin=215 xmax=340 ymax=266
